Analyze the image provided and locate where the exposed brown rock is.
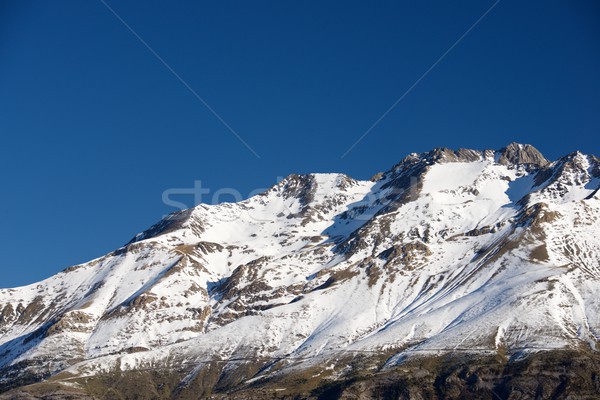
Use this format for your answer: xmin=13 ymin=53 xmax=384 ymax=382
xmin=497 ymin=142 xmax=548 ymax=168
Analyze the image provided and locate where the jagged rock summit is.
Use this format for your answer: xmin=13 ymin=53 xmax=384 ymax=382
xmin=1 ymin=143 xmax=600 ymax=399
xmin=497 ymin=142 xmax=549 ymax=168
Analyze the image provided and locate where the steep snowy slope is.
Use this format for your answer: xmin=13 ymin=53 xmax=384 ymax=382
xmin=0 ymin=143 xmax=599 ymax=397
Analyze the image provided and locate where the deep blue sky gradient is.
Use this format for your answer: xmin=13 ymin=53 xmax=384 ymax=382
xmin=1 ymin=0 xmax=599 ymax=287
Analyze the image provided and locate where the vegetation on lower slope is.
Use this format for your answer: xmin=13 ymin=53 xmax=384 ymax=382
xmin=3 ymin=350 xmax=600 ymax=399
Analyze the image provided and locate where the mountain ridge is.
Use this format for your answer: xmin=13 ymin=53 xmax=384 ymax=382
xmin=1 ymin=143 xmax=599 ymax=398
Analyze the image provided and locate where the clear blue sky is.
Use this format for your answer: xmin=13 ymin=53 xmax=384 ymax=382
xmin=1 ymin=0 xmax=598 ymax=287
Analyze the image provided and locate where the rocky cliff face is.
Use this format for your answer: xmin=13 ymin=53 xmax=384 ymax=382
xmin=1 ymin=143 xmax=599 ymax=398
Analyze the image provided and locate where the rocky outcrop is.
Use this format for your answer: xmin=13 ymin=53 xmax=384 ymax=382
xmin=497 ymin=142 xmax=548 ymax=168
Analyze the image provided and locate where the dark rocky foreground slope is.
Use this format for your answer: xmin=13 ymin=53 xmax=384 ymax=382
xmin=2 ymin=350 xmax=600 ymax=399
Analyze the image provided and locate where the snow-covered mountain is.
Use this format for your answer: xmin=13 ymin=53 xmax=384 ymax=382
xmin=1 ymin=143 xmax=600 ymax=399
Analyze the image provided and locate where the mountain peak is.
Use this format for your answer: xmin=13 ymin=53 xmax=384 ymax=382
xmin=496 ymin=142 xmax=548 ymax=168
